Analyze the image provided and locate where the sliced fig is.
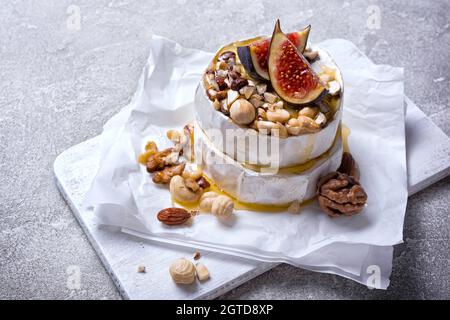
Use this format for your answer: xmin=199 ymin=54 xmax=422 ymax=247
xmin=268 ymin=20 xmax=327 ymax=106
xmin=237 ymin=25 xmax=311 ymax=81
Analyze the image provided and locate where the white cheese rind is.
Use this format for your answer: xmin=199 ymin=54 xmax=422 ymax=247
xmin=194 ymin=124 xmax=343 ymax=205
xmin=194 ymin=46 xmax=343 ymax=168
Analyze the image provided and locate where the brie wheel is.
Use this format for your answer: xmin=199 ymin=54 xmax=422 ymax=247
xmin=195 ymin=46 xmax=343 ymax=168
xmin=194 ymin=124 xmax=343 ymax=205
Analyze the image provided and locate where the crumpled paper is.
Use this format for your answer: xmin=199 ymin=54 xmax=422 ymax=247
xmin=84 ymin=35 xmax=406 ymax=289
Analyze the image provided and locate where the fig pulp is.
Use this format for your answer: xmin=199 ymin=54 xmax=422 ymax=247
xmin=268 ymin=20 xmax=327 ymax=106
xmin=237 ymin=25 xmax=310 ymax=81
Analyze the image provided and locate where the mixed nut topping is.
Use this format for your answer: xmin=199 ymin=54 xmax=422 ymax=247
xmin=203 ymin=43 xmax=341 ymax=138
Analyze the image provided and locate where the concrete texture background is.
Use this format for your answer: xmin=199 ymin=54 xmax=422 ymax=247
xmin=0 ymin=0 xmax=449 ymax=299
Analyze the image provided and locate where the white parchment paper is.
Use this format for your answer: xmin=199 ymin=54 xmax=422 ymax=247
xmin=84 ymin=35 xmax=407 ymax=288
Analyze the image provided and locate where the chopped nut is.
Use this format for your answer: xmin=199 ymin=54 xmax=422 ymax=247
xmin=257 ymin=108 xmax=267 ymax=120
xmin=273 ymin=101 xmax=284 ymax=109
xmin=218 ymin=51 xmax=236 ymax=61
xmin=263 ymin=92 xmax=278 ymax=104
xmin=216 ymin=90 xmax=228 ymax=101
xmin=152 ymin=162 xmax=186 ymax=184
xmin=315 ymin=112 xmax=327 ymax=127
xmin=287 ymin=200 xmax=300 ymax=214
xmin=195 ymin=263 xmax=210 ymax=281
xmin=317 ymin=101 xmax=330 ymax=113
xmin=167 ymin=130 xmax=181 ymax=143
xmin=230 ymin=78 xmax=248 ymax=91
xmin=197 ymin=176 xmax=210 ymax=189
xmin=185 ymin=178 xmax=200 ymax=192
xmin=182 ymin=169 xmax=203 ymax=181
xmin=206 ymin=88 xmax=218 ymax=101
xmin=215 ymin=76 xmax=228 ymax=91
xmin=146 ymin=148 xmax=173 ymax=173
xmin=217 ymin=60 xmax=229 ymax=71
xmin=328 ymin=80 xmax=341 ymax=96
xmin=216 ymin=69 xmax=228 ymax=78
xmin=137 ymin=265 xmax=146 ymax=273
xmin=240 ymin=86 xmax=255 ymax=99
xmin=228 ymin=70 xmax=241 ymax=79
xmin=227 ymin=89 xmax=239 ymax=106
xmin=249 ymin=96 xmax=263 ymax=108
xmin=256 ymin=83 xmax=267 ymax=95
xmin=145 ymin=141 xmax=158 ymax=152
xmin=193 ymin=250 xmax=201 ymax=260
xmin=271 ymin=122 xmax=289 ymax=138
xmin=212 ymin=99 xmax=221 ymax=110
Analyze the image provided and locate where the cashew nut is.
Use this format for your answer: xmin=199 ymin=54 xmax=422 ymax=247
xmin=271 ymin=122 xmax=289 ymax=138
xmin=211 ymin=195 xmax=234 ymax=218
xmin=229 ymin=99 xmax=256 ymax=125
xmin=199 ymin=191 xmax=219 ymax=212
xmin=299 ymin=106 xmax=318 ymax=119
xmin=285 ymin=116 xmax=320 ymax=135
xmin=169 ymin=258 xmax=196 ymax=284
xmin=266 ymin=108 xmax=290 ymax=123
xmin=169 ymin=175 xmax=202 ymax=203
xmin=256 ymin=120 xmax=276 ymax=135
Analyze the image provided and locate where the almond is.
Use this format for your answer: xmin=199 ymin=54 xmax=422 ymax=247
xmin=157 ymin=208 xmax=191 ymax=226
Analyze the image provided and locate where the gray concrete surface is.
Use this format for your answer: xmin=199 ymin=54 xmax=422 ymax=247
xmin=0 ymin=0 xmax=449 ymax=299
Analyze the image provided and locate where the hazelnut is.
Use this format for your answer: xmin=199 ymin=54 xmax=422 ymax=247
xmin=229 ymin=99 xmax=256 ymax=125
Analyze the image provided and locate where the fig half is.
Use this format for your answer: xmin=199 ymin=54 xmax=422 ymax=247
xmin=268 ymin=20 xmax=327 ymax=106
xmin=237 ymin=25 xmax=311 ymax=81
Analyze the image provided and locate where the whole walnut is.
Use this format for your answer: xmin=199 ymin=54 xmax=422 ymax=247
xmin=317 ymin=153 xmax=367 ymax=217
